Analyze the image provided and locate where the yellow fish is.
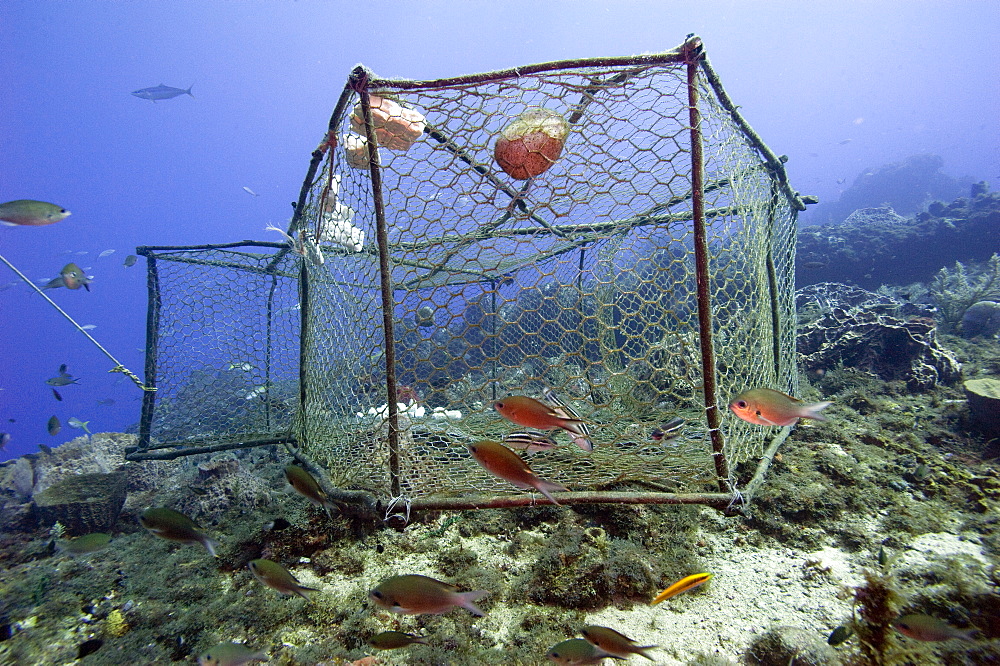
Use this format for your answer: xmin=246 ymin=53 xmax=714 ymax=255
xmin=729 ymin=388 xmax=830 ymax=426
xmin=467 ymin=440 xmax=568 ymax=505
xmin=651 ymin=572 xmax=712 ymax=605
xmin=248 ymin=558 xmax=318 ymax=600
xmin=369 ymin=574 xmax=487 ymax=616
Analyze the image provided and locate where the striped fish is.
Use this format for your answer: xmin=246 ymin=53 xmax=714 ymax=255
xmin=503 ymin=430 xmax=558 ymax=453
xmin=542 ymin=388 xmax=594 ymax=452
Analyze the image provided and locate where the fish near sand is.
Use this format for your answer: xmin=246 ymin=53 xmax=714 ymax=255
xmin=0 ymin=200 xmax=71 ymax=226
xmin=493 ymin=388 xmax=594 ymax=451
xmin=467 ymin=440 xmax=569 ymax=505
xmin=198 ymin=642 xmax=267 ymax=666
xmin=892 ymin=614 xmax=976 ymax=642
xmin=284 ymin=464 xmax=338 ymax=517
xmin=579 ymin=625 xmax=657 ymax=660
xmin=729 ymin=388 xmax=830 ymax=426
xmin=369 ymin=574 xmax=487 ymax=616
xmin=139 ymin=507 xmax=218 ymax=556
xmin=651 ymin=572 xmax=712 ymax=604
xmin=547 ymin=638 xmax=620 ymax=665
xmin=248 ymin=558 xmax=318 ymax=600
xmin=131 ymin=83 xmax=194 ymax=101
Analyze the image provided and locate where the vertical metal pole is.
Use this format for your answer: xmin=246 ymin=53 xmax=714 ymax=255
xmin=686 ymin=45 xmax=732 ymax=493
xmin=265 ymin=274 xmax=277 ymax=431
xmin=354 ymin=67 xmax=401 ymax=498
xmin=764 ymin=182 xmax=783 ymax=385
xmin=138 ymin=251 xmax=160 ymax=451
xmin=297 ymin=259 xmax=311 ymax=450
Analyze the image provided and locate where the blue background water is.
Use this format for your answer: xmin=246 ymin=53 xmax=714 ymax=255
xmin=1 ymin=1 xmax=997 ymax=461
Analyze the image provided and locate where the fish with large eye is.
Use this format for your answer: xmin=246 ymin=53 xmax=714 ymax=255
xmin=729 ymin=388 xmax=830 ymax=426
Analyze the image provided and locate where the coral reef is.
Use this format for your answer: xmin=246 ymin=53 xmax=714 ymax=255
xmin=797 ymin=283 xmax=960 ymax=390
xmin=963 ymin=378 xmax=1000 ymax=439
xmin=2 ymin=329 xmax=999 ymax=663
xmin=808 ymin=154 xmax=970 ymax=224
xmin=797 ymin=182 xmax=1000 ymax=290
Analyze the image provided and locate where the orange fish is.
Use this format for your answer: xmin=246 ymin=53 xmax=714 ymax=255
xmin=729 ymin=388 xmax=830 ymax=426
xmin=494 ymin=388 xmax=594 ymax=451
xmin=467 ymin=440 xmax=569 ymax=505
xmin=651 ymin=573 xmax=712 ymax=605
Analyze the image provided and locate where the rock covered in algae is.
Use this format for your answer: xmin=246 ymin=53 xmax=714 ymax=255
xmin=961 ymin=300 xmax=1000 ymax=338
xmin=745 ymin=626 xmax=840 ymax=665
xmin=797 ymin=283 xmax=960 ymax=391
xmin=33 ymin=471 xmax=126 ymax=536
xmin=963 ymin=378 xmax=1000 ymax=438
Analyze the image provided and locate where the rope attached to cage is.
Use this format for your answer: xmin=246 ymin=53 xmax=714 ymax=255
xmin=0 ymin=252 xmax=155 ymax=393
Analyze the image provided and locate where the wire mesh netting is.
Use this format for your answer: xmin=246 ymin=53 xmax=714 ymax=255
xmin=131 ymin=39 xmax=803 ymax=511
xmin=136 ymin=245 xmax=301 ymax=449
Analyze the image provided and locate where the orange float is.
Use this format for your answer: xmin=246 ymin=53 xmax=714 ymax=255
xmin=494 ymin=108 xmax=570 ymax=180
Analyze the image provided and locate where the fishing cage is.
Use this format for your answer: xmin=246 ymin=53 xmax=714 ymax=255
xmin=127 ymin=37 xmax=806 ymax=515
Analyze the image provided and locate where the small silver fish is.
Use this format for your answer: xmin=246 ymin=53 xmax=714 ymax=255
xmin=98 ymin=249 xmax=116 ymax=258
xmin=123 ymin=255 xmax=138 ymax=268
xmin=242 ymin=186 xmax=259 ymax=197
xmin=131 ymin=83 xmax=194 ymax=102
xmin=67 ymin=417 xmax=92 ymax=435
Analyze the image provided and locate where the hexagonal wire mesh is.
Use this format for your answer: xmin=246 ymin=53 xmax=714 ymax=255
xmin=133 ymin=244 xmax=302 ymax=452
xmin=128 ymin=39 xmax=805 ymax=513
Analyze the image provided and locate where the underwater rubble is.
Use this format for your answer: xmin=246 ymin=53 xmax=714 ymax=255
xmin=1 ymin=332 xmax=999 ymax=665
xmin=3 ymin=232 xmax=1000 ymax=664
